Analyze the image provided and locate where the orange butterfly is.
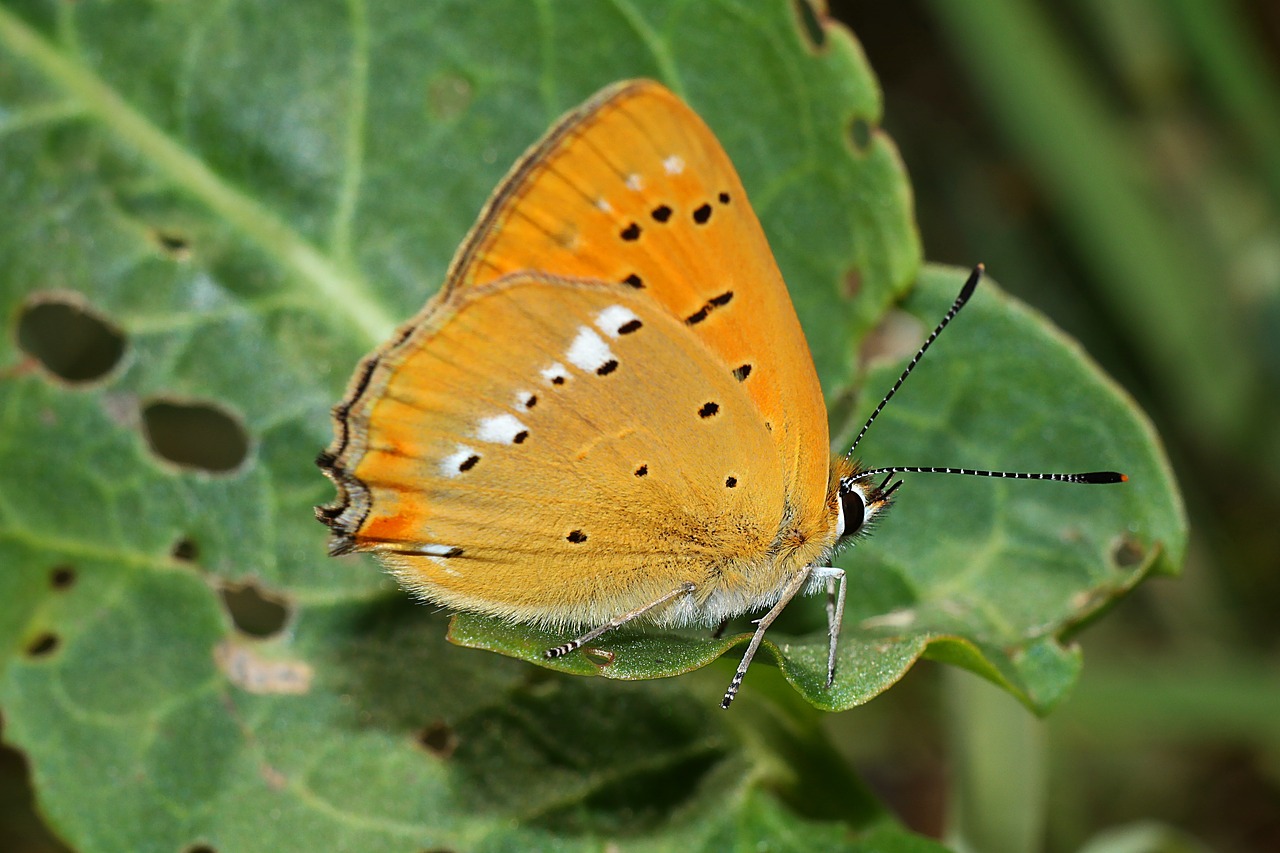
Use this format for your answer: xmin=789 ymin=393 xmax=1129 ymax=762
xmin=317 ymin=80 xmax=1123 ymax=707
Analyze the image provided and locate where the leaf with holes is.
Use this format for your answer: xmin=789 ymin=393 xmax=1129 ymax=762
xmin=0 ymin=1 xmax=1183 ymax=852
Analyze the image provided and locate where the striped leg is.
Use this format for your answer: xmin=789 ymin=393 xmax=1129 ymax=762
xmin=721 ymin=567 xmax=813 ymax=709
xmin=545 ymin=582 xmax=696 ymax=659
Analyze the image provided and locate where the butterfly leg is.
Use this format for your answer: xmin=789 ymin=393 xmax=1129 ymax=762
xmin=721 ymin=567 xmax=813 ymax=709
xmin=544 ymin=582 xmax=697 ymax=660
xmin=810 ymin=566 xmax=846 ymax=688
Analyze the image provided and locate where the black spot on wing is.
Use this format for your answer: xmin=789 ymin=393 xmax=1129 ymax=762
xmin=686 ymin=292 xmax=733 ymax=325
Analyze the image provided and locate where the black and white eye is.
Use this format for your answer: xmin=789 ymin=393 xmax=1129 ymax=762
xmin=837 ymin=477 xmax=894 ymax=541
xmin=837 ymin=483 xmax=867 ymax=538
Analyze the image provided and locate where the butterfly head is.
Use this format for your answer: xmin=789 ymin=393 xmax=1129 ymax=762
xmin=835 ymin=467 xmax=900 ymax=543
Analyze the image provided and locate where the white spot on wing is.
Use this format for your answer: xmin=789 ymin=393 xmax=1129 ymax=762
xmin=516 ymin=390 xmax=536 ymax=407
xmin=595 ymin=305 xmax=640 ymax=338
xmin=595 ymin=197 xmax=613 ymax=213
xmin=541 ymin=362 xmax=569 ymax=385
xmin=663 ymin=155 xmax=684 ymax=175
xmin=419 ymin=543 xmax=459 ymax=556
xmin=476 ymin=413 xmax=528 ymax=444
xmin=567 ymin=327 xmax=615 ymax=372
xmin=625 ymin=173 xmax=643 ymax=191
xmin=440 ymin=445 xmax=477 ymax=478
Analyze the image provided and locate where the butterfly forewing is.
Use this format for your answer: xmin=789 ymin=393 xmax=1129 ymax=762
xmin=332 ymin=274 xmax=791 ymax=629
xmin=441 ymin=81 xmax=831 ymax=529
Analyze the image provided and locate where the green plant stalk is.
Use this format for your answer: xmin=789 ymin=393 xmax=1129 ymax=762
xmin=944 ymin=668 xmax=1047 ymax=853
xmin=1163 ymin=0 xmax=1280 ymax=208
xmin=923 ymin=0 xmax=1252 ymax=449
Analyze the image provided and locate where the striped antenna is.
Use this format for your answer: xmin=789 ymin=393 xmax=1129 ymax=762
xmin=845 ymin=265 xmax=1126 ymax=487
xmin=847 ymin=264 xmax=983 ymax=457
xmin=854 ymin=467 xmax=1126 ymax=484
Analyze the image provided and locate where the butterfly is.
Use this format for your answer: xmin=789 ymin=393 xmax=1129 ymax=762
xmin=316 ymin=80 xmax=1124 ymax=708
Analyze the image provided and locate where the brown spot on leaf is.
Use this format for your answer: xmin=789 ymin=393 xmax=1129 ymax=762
xmin=1111 ymin=534 xmax=1146 ymax=568
xmin=50 ymin=565 xmax=76 ymax=590
xmin=418 ymin=721 xmax=458 ymax=759
xmin=25 ymin=632 xmax=58 ymax=658
xmin=215 ymin=640 xmax=312 ymax=695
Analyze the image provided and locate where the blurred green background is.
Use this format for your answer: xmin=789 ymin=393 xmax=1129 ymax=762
xmin=3 ymin=0 xmax=1277 ymax=850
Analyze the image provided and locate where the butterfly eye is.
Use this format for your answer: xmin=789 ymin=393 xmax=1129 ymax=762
xmin=837 ymin=483 xmax=868 ymax=539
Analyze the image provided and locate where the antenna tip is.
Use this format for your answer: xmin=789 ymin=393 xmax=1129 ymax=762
xmin=1079 ymin=471 xmax=1127 ymax=484
xmin=958 ymin=265 xmax=983 ymax=304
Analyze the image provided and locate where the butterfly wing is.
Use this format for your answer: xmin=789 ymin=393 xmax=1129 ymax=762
xmin=440 ymin=81 xmax=832 ymax=535
xmin=320 ymin=273 xmax=792 ymax=629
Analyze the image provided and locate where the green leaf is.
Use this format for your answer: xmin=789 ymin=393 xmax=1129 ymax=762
xmin=0 ymin=1 xmax=951 ymax=850
xmin=453 ymin=264 xmax=1186 ymax=714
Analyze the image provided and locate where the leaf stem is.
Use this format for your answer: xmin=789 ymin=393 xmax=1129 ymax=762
xmin=944 ymin=668 xmax=1047 ymax=853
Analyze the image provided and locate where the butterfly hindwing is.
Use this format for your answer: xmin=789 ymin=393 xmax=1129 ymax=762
xmin=324 ymin=273 xmax=791 ymax=629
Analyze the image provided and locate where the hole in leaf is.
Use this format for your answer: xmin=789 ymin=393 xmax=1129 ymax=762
xmin=153 ymin=229 xmax=192 ymax=260
xmin=220 ymin=581 xmax=289 ymax=638
xmin=1111 ymin=535 xmax=1145 ymax=568
xmin=418 ymin=721 xmax=458 ymax=759
xmin=172 ymin=537 xmax=199 ymax=562
xmin=50 ymin=565 xmax=76 ymax=590
xmin=17 ymin=297 xmax=126 ymax=383
xmin=0 ymin=740 xmax=67 ymax=852
xmin=848 ymin=116 xmax=873 ymax=153
xmin=25 ymin=633 xmax=58 ymax=658
xmin=792 ymin=0 xmax=827 ymax=49
xmin=142 ymin=400 xmax=249 ymax=473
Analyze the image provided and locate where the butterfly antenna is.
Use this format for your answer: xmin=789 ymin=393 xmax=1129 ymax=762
xmin=847 ymin=264 xmax=983 ymax=458
xmin=854 ymin=466 xmax=1127 ymax=485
